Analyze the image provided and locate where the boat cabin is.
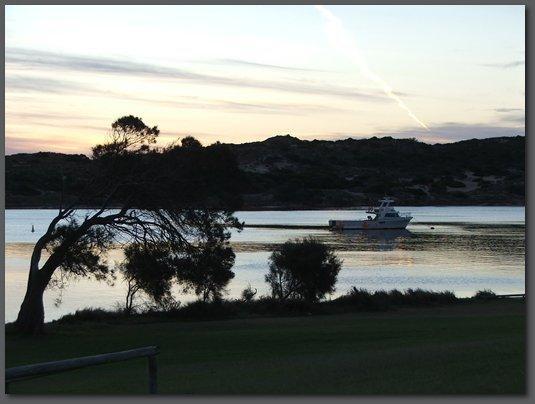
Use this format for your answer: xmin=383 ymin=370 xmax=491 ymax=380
xmin=328 ymin=196 xmax=412 ymax=230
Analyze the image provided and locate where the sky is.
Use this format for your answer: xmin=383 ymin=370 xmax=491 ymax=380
xmin=5 ymin=5 xmax=525 ymax=155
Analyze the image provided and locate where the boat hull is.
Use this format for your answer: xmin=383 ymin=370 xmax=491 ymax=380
xmin=329 ymin=218 xmax=411 ymax=230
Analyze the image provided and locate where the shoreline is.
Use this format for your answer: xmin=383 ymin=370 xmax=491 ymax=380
xmin=5 ymin=293 xmax=526 ymax=328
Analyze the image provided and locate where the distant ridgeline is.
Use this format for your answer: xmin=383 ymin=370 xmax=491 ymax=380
xmin=6 ymin=135 xmax=525 ymax=209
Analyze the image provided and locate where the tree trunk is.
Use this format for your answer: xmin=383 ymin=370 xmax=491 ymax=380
xmin=14 ymin=208 xmax=100 ymax=334
xmin=15 ymin=274 xmax=48 ymax=334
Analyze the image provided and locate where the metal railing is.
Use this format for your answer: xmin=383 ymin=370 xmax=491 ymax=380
xmin=5 ymin=346 xmax=159 ymax=394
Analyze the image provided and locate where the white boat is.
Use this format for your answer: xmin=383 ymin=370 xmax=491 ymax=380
xmin=329 ymin=197 xmax=413 ymax=230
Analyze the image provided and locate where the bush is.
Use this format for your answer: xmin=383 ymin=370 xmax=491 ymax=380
xmin=473 ymin=290 xmax=497 ymax=300
xmin=241 ymin=284 xmax=258 ymax=302
xmin=266 ymin=237 xmax=342 ymax=302
xmin=248 ymin=296 xmax=316 ymax=316
xmin=337 ymin=287 xmax=373 ymax=305
xmin=401 ymin=288 xmax=457 ymax=305
xmin=43 ymin=286 xmax=468 ymax=327
xmin=170 ymin=300 xmax=237 ymax=320
xmin=53 ymin=308 xmax=123 ymax=324
xmin=334 ymin=288 xmax=458 ymax=310
xmin=143 ymin=296 xmax=181 ymax=312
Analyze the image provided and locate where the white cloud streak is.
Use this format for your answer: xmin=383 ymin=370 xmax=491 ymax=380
xmin=315 ymin=5 xmax=430 ymax=131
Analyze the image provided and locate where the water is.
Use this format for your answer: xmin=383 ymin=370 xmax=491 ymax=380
xmin=4 ymin=207 xmax=525 ymax=323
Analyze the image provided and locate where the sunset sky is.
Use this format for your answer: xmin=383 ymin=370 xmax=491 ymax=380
xmin=5 ymin=5 xmax=525 ymax=155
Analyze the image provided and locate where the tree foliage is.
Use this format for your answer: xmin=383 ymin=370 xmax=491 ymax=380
xmin=175 ymin=240 xmax=236 ymax=302
xmin=92 ymin=115 xmax=159 ymax=158
xmin=119 ymin=243 xmax=177 ymax=313
xmin=15 ymin=115 xmax=244 ymax=334
xmin=266 ymin=237 xmax=342 ymax=303
xmin=45 ymin=220 xmax=114 ymax=282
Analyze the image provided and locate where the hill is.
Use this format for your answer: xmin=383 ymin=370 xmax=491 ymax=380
xmin=5 ymin=136 xmax=525 ymax=208
xmin=228 ymin=135 xmax=525 ymax=207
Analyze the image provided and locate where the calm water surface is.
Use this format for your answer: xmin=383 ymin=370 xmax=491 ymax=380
xmin=4 ymin=207 xmax=525 ymax=322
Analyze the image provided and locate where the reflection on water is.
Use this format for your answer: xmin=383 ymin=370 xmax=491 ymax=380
xmin=329 ymin=229 xmax=414 ymax=251
xmin=4 ymin=208 xmax=525 ymax=322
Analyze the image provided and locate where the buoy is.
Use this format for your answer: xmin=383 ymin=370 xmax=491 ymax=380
xmin=31 ymin=225 xmax=35 ymax=233
xmin=430 ymin=226 xmax=435 ymax=230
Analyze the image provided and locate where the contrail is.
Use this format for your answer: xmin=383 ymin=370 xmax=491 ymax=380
xmin=315 ymin=5 xmax=430 ymax=131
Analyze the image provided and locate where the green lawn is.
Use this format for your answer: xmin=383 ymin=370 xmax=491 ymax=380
xmin=5 ymin=300 xmax=525 ymax=395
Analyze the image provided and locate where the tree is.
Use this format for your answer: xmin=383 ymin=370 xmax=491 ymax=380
xmin=15 ymin=115 xmax=243 ymax=334
xmin=175 ymin=237 xmax=236 ymax=302
xmin=265 ymin=237 xmax=342 ymax=303
xmin=119 ymin=243 xmax=176 ymax=314
xmin=180 ymin=136 xmax=203 ymax=149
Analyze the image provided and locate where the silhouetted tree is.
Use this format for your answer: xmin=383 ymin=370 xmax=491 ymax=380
xmin=175 ymin=236 xmax=236 ymax=302
xmin=119 ymin=243 xmax=176 ymax=314
xmin=266 ymin=237 xmax=342 ymax=303
xmin=15 ymin=115 xmax=243 ymax=334
xmin=180 ymin=136 xmax=203 ymax=149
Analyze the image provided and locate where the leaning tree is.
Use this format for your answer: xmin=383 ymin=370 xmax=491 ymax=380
xmin=15 ymin=115 xmax=244 ymax=334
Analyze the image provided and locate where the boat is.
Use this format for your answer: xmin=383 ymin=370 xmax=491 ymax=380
xmin=328 ymin=197 xmax=413 ymax=230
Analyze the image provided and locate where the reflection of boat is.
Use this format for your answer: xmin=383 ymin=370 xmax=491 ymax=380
xmin=333 ymin=229 xmax=414 ymax=251
xmin=343 ymin=229 xmax=413 ymax=240
xmin=329 ymin=197 xmax=413 ymax=230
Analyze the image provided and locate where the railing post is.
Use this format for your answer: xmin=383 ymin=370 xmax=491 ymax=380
xmin=6 ymin=346 xmax=159 ymax=394
xmin=147 ymin=355 xmax=157 ymax=394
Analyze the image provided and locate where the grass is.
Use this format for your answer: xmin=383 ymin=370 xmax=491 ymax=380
xmin=5 ymin=299 xmax=525 ymax=395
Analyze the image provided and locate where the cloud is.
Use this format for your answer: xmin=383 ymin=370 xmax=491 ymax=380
xmin=480 ymin=60 xmax=524 ymax=69
xmin=498 ymin=113 xmax=525 ymax=124
xmin=6 ymin=75 xmax=351 ymax=116
xmin=5 ymin=75 xmax=90 ymax=94
xmin=493 ymin=107 xmax=525 ymax=124
xmin=214 ymin=58 xmax=325 ymax=72
xmin=144 ymin=97 xmax=350 ymax=115
xmin=495 ymin=107 xmax=523 ymax=113
xmin=6 ymin=47 xmax=387 ymax=102
xmin=6 ymin=47 xmax=205 ymax=80
xmin=5 ymin=135 xmax=91 ymax=154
